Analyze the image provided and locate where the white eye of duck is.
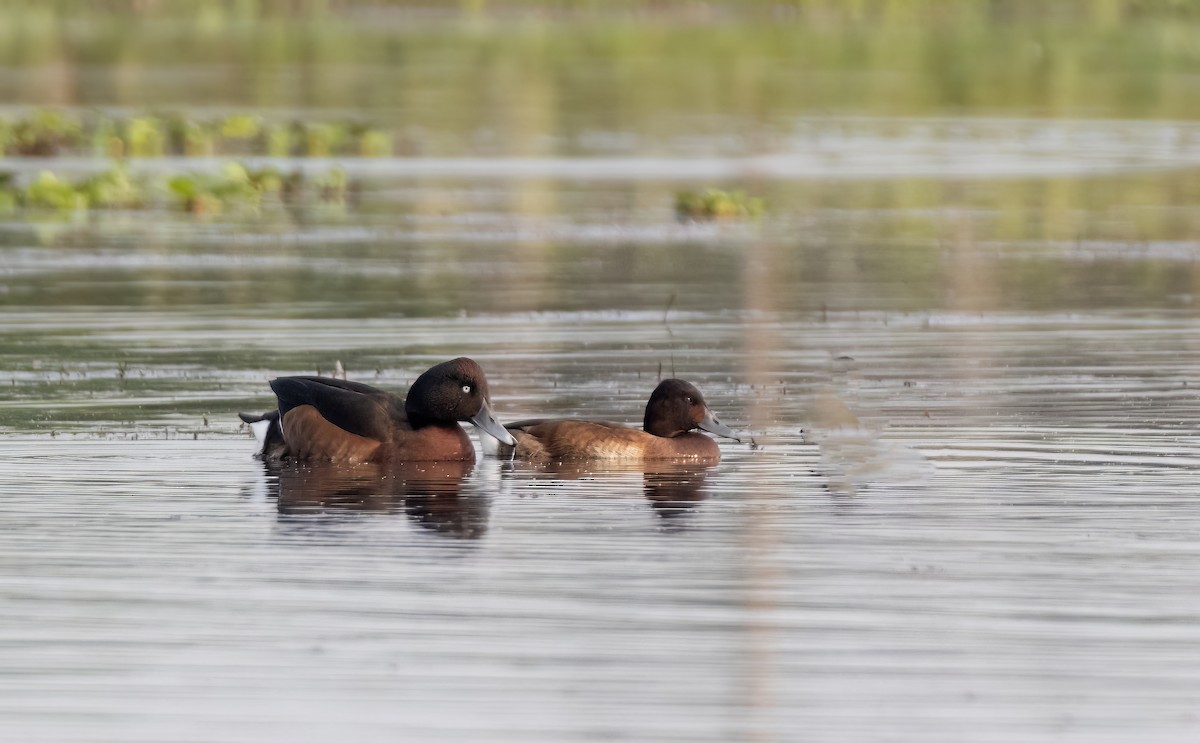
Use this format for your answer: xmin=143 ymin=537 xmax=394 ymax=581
xmin=462 ymin=385 xmax=472 ymax=394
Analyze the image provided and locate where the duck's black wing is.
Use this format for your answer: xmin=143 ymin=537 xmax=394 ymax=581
xmin=270 ymin=376 xmax=405 ymax=443
xmin=279 ymin=376 xmax=385 ymax=395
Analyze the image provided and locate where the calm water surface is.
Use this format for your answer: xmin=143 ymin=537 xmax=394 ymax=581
xmin=4 ymin=116 xmax=1200 ymax=740
xmin=7 ymin=7 xmax=1200 ymax=739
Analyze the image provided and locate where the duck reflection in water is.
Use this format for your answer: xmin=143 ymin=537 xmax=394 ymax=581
xmin=505 ymin=459 xmax=714 ymax=523
xmin=261 ymin=458 xmax=488 ymax=539
xmin=642 ymin=464 xmax=712 ymax=520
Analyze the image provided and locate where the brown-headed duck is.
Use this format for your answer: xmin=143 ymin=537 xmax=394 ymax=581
xmin=241 ymin=357 xmax=514 ymax=464
xmin=495 ymin=378 xmax=740 ymax=463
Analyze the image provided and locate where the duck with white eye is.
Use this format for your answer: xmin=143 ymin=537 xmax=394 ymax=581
xmin=239 ymin=357 xmax=515 ymax=464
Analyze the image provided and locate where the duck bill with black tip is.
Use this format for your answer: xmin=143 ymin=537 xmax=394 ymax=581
xmin=698 ymin=407 xmax=740 ymax=441
xmin=471 ymin=398 xmax=517 ymax=446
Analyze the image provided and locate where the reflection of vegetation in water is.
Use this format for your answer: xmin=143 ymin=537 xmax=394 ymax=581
xmin=0 ymin=163 xmax=349 ymax=215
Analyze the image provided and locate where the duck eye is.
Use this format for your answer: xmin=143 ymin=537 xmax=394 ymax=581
xmin=462 ymin=385 xmax=472 ymax=394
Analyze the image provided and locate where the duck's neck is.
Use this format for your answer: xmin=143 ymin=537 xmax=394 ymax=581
xmin=405 ymin=400 xmax=454 ymax=431
xmin=406 ymin=410 xmax=435 ymax=430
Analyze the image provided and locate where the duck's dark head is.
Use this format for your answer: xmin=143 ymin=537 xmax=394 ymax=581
xmin=405 ymin=357 xmax=516 ymax=445
xmin=643 ymin=379 xmax=741 ymax=441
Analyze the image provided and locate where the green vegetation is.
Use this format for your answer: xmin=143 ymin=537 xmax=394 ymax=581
xmin=18 ymin=168 xmax=147 ymax=211
xmin=675 ymin=189 xmax=764 ymax=220
xmin=0 ymin=110 xmax=83 ymax=156
xmin=0 ymin=163 xmax=349 ymax=215
xmin=168 ymin=162 xmax=351 ymax=214
xmin=0 ymin=1 xmax=1198 ymax=160
xmin=0 ymin=110 xmax=394 ymax=159
xmin=0 ymin=0 xmax=1195 ymax=239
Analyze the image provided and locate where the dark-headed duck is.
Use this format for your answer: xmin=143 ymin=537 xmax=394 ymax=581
xmin=242 ymin=357 xmax=515 ymax=464
xmin=495 ymin=379 xmax=740 ymax=462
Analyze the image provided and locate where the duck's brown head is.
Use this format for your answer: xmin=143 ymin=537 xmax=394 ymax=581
xmin=405 ymin=357 xmax=516 ymax=445
xmin=643 ymin=379 xmax=740 ymax=441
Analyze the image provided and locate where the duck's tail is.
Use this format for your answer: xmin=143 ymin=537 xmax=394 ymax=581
xmin=238 ymin=410 xmax=289 ymax=461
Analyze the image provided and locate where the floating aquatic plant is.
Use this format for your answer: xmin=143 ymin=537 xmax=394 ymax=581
xmin=23 ymin=172 xmax=89 ymax=210
xmin=3 ymin=110 xmax=85 ymax=156
xmin=674 ymin=188 xmax=764 ymax=219
xmin=169 ymin=165 xmax=256 ymax=215
xmin=79 ymin=167 xmax=144 ymax=209
xmin=302 ymin=122 xmax=345 ymax=157
xmin=0 ymin=163 xmax=349 ymax=215
xmin=169 ymin=163 xmax=347 ymax=214
xmin=219 ymin=114 xmax=261 ymax=140
xmin=358 ymin=128 xmax=393 ymax=158
xmin=163 ymin=115 xmax=215 ymax=157
xmin=267 ymin=124 xmax=292 ymax=158
xmin=21 ymin=167 xmax=149 ymax=211
xmin=126 ymin=117 xmax=166 ymax=158
xmin=0 ymin=109 xmax=399 ymax=159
